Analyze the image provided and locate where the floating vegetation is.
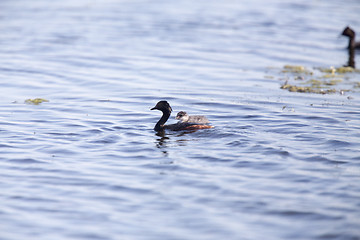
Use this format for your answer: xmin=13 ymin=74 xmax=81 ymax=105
xmin=282 ymin=65 xmax=313 ymax=75
xmin=317 ymin=66 xmax=360 ymax=74
xmin=266 ymin=65 xmax=360 ymax=94
xmin=25 ymin=98 xmax=49 ymax=105
xmin=280 ymin=83 xmax=336 ymax=94
xmin=325 ymin=79 xmax=343 ymax=85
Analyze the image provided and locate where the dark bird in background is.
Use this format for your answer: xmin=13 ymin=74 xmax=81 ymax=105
xmin=341 ymin=26 xmax=360 ymax=68
xmin=342 ymin=26 xmax=360 ymax=50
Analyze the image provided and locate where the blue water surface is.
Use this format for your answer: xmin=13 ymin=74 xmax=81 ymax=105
xmin=1 ymin=0 xmax=360 ymax=239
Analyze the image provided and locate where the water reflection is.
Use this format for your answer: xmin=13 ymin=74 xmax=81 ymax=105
xmin=154 ymin=129 xmax=199 ymax=154
xmin=155 ymin=131 xmax=169 ymax=156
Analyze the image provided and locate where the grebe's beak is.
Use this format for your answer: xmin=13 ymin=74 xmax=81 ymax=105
xmin=151 ymin=107 xmax=157 ymax=110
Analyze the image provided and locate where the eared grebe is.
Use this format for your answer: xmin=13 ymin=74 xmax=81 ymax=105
xmin=342 ymin=26 xmax=360 ymax=50
xmin=176 ymin=111 xmax=209 ymax=124
xmin=151 ymin=101 xmax=213 ymax=132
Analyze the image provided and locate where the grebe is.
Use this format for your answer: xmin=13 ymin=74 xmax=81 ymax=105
xmin=176 ymin=111 xmax=209 ymax=124
xmin=151 ymin=101 xmax=213 ymax=132
xmin=342 ymin=26 xmax=360 ymax=50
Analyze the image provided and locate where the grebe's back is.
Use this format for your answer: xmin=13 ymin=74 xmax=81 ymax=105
xmin=175 ymin=111 xmax=209 ymax=124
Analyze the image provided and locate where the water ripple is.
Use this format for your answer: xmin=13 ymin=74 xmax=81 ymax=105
xmin=1 ymin=0 xmax=359 ymax=240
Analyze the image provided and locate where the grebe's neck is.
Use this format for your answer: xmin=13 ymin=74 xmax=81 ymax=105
xmin=346 ymin=31 xmax=356 ymax=49
xmin=348 ymin=36 xmax=355 ymax=49
xmin=154 ymin=109 xmax=171 ymax=131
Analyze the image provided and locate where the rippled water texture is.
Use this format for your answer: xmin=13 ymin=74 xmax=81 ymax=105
xmin=1 ymin=0 xmax=360 ymax=239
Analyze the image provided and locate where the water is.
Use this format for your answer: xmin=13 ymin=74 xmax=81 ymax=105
xmin=1 ymin=0 xmax=360 ymax=239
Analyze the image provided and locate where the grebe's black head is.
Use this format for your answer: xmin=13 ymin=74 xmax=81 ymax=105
xmin=342 ymin=26 xmax=355 ymax=38
xmin=175 ymin=111 xmax=187 ymax=120
xmin=151 ymin=101 xmax=172 ymax=113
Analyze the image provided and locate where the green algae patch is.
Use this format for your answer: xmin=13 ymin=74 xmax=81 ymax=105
xmin=336 ymin=67 xmax=360 ymax=73
xmin=307 ymin=79 xmax=323 ymax=88
xmin=317 ymin=66 xmax=360 ymax=75
xmin=25 ymin=98 xmax=49 ymax=105
xmin=280 ymin=84 xmax=312 ymax=93
xmin=325 ymin=79 xmax=343 ymax=86
xmin=317 ymin=66 xmax=360 ymax=74
xmin=265 ymin=65 xmax=360 ymax=94
xmin=280 ymin=83 xmax=336 ymax=94
xmin=320 ymin=74 xmax=340 ymax=79
xmin=282 ymin=65 xmax=313 ymax=75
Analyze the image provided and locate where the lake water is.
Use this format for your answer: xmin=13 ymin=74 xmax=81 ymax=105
xmin=1 ymin=0 xmax=360 ymax=239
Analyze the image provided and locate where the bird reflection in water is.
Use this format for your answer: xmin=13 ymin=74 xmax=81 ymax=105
xmin=154 ymin=129 xmax=199 ymax=156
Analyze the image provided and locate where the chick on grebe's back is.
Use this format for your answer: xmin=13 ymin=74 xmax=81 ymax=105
xmin=151 ymin=101 xmax=213 ymax=132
